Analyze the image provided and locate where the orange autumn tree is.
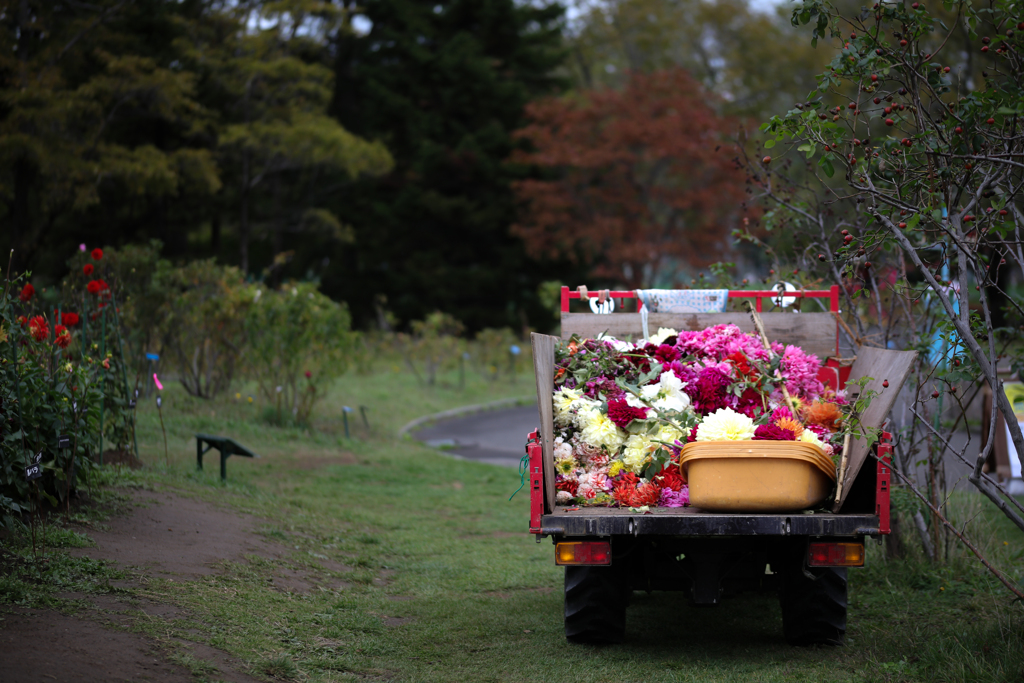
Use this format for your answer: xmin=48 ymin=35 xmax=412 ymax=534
xmin=511 ymin=69 xmax=746 ymax=288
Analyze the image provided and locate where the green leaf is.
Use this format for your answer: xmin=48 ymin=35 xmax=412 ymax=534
xmin=820 ymin=157 xmax=835 ymax=177
xmin=764 ymin=138 xmax=777 ymax=149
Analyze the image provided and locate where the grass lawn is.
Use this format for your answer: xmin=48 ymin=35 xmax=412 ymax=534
xmin=4 ymin=366 xmax=1024 ymax=682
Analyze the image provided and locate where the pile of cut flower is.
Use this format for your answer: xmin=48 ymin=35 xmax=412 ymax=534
xmin=552 ymin=325 xmax=848 ymax=508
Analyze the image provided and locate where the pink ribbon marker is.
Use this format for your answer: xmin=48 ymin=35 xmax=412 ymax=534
xmin=153 ymin=373 xmax=164 ymax=391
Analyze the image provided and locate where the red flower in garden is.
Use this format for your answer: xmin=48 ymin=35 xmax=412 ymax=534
xmin=28 ymin=316 xmax=49 ymax=342
xmin=86 ymin=279 xmax=109 ymax=295
xmin=83 ymin=264 xmax=94 ymax=276
xmin=91 ymin=248 xmax=103 ymax=261
xmin=54 ymin=325 xmax=71 ymax=349
xmin=61 ymin=312 xmax=80 ymax=327
xmin=102 ymin=358 xmax=110 ymax=370
xmin=16 ymin=315 xmax=27 ymax=327
xmin=19 ymin=283 xmax=34 ymax=302
xmin=305 ymin=370 xmax=312 ymax=378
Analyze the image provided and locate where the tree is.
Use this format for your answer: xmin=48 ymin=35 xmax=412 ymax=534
xmin=565 ymin=0 xmax=827 ymax=120
xmin=0 ymin=0 xmax=221 ymax=272
xmin=325 ymin=0 xmax=577 ymax=332
xmin=511 ymin=68 xmax=746 ymax=289
xmin=749 ymin=0 xmax=1024 ymax=578
xmin=187 ymin=0 xmax=393 ymax=274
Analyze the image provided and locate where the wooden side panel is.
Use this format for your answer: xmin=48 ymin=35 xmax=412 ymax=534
xmin=835 ymin=347 xmax=918 ymax=511
xmin=531 ymin=332 xmax=558 ymax=512
xmin=561 ymin=311 xmax=838 ymax=359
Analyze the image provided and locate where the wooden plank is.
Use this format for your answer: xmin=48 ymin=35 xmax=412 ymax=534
xmin=834 ymin=346 xmax=918 ymax=511
xmin=561 ymin=311 xmax=838 ymax=359
xmin=531 ymin=332 xmax=558 ymax=512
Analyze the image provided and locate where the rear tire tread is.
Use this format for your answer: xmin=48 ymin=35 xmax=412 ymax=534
xmin=779 ymin=566 xmax=847 ymax=646
xmin=564 ymin=565 xmax=627 ymax=644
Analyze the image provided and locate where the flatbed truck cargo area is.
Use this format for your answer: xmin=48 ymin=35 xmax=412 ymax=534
xmin=525 ymin=286 xmax=915 ymax=645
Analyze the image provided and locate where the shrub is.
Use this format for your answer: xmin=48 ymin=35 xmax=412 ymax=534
xmin=244 ymin=282 xmax=354 ymax=425
xmin=1 ymin=275 xmax=105 ymax=528
xmin=400 ymin=312 xmax=464 ymax=386
xmin=154 ymin=259 xmax=251 ymax=399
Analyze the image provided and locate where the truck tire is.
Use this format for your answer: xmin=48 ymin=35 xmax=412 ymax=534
xmin=564 ymin=565 xmax=627 ymax=644
xmin=779 ymin=566 xmax=847 ymax=646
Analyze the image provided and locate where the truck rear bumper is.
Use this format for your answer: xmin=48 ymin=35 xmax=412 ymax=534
xmin=540 ymin=507 xmax=880 ymax=537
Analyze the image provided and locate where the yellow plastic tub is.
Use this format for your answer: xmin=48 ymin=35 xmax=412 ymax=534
xmin=678 ymin=441 xmax=837 ymax=512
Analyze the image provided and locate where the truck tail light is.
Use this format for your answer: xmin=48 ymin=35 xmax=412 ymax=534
xmin=808 ymin=541 xmax=864 ymax=567
xmin=555 ymin=541 xmax=612 ymax=566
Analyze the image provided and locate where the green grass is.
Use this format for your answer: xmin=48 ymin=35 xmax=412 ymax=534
xmin=5 ymin=366 xmax=1024 ymax=682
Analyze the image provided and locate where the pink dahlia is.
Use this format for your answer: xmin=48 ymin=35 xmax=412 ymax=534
xmin=778 ymin=344 xmax=825 ymax=400
xmin=659 ymin=486 xmax=690 ymax=508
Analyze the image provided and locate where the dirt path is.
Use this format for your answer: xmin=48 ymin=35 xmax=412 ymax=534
xmin=1 ymin=488 xmax=288 ymax=683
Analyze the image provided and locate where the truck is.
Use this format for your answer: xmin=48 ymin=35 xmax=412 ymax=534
xmin=526 ymin=286 xmax=917 ymax=645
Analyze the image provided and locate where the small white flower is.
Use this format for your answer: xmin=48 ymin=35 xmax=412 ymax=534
xmin=649 ymin=327 xmax=678 ymax=345
xmin=640 ymin=371 xmax=691 ymax=412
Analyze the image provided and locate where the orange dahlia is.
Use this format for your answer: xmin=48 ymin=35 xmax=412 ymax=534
xmin=802 ymin=401 xmax=843 ymax=431
xmin=774 ymin=416 xmax=804 ymax=439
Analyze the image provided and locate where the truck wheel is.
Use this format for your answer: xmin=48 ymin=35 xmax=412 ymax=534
xmin=564 ymin=565 xmax=627 ymax=644
xmin=779 ymin=566 xmax=847 ymax=646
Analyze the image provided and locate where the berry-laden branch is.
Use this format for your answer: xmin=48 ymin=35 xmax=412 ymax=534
xmin=747 ymin=0 xmax=1024 ymax=556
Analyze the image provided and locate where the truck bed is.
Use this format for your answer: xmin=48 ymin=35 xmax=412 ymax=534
xmin=541 ymin=506 xmax=882 ymax=537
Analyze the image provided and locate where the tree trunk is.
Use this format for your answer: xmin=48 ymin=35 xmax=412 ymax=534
xmin=240 ymin=149 xmax=251 ymax=274
xmin=11 ymin=157 xmax=33 ymax=270
xmin=211 ymin=211 xmax=221 ymax=252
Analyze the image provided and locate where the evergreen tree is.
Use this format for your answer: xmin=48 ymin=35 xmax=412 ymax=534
xmin=0 ymin=0 xmax=219 ymax=272
xmin=327 ymin=0 xmax=575 ymax=332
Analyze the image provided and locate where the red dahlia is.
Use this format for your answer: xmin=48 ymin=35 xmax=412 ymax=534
xmin=86 ymin=279 xmax=109 ymax=295
xmin=28 ymin=315 xmax=49 ymax=342
xmin=54 ymin=325 xmax=71 ymax=349
xmin=19 ymin=283 xmax=34 ymax=302
xmin=607 ymin=398 xmax=649 ymax=429
xmin=61 ymin=312 xmax=80 ymax=326
xmin=752 ymin=424 xmax=796 ymax=441
xmin=83 ymin=264 xmax=94 ymax=276
xmin=91 ymin=248 xmax=103 ymax=261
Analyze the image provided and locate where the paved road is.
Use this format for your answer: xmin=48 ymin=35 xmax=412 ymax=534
xmin=412 ymin=404 xmax=539 ymax=468
xmin=412 ymin=404 xmax=1007 ymax=494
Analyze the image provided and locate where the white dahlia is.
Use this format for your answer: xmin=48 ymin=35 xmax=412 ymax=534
xmin=695 ymin=408 xmax=756 ymax=442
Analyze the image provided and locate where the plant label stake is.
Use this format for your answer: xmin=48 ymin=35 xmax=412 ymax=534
xmin=25 ymin=451 xmax=43 ymax=481
xmin=360 ymin=405 xmax=370 ymax=430
xmin=154 ymin=376 xmax=168 ymax=466
xmin=342 ymin=406 xmax=352 ymax=438
xmin=57 ymin=434 xmax=71 ymax=449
